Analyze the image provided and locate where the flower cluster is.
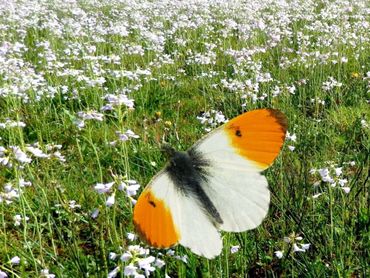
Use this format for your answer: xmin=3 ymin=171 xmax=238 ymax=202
xmin=101 ymin=92 xmax=135 ymax=111
xmin=0 ymin=143 xmax=65 ymax=168
xmin=310 ymin=162 xmax=354 ymax=196
xmin=322 ymin=77 xmax=343 ymax=92
xmin=92 ymin=177 xmax=141 ymax=214
xmin=108 ymin=244 xmax=165 ymax=278
xmin=275 ymin=232 xmax=311 ymax=259
xmin=110 ymin=130 xmax=140 ymax=146
xmin=285 ymin=132 xmax=297 ymax=152
xmin=75 ymin=110 xmax=104 ymax=129
xmin=197 ymin=110 xmax=228 ymax=132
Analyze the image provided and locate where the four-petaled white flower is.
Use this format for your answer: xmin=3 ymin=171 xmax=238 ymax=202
xmin=274 ymin=250 xmax=284 ymax=259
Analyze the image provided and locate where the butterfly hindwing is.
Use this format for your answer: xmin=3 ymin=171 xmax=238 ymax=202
xmin=133 ymin=171 xmax=222 ymax=258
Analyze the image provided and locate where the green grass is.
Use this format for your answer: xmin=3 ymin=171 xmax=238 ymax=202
xmin=0 ymin=0 xmax=369 ymax=277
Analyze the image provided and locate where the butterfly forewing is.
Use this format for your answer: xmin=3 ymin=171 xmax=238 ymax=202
xmin=192 ymin=109 xmax=287 ymax=232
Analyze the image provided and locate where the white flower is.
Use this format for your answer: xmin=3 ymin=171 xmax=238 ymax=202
xmin=74 ymin=119 xmax=85 ymax=129
xmin=230 ymin=245 xmax=240 ymax=254
xmin=154 ymin=258 xmax=165 ymax=268
xmin=121 ymin=252 xmax=132 ymax=262
xmin=26 ymin=146 xmax=49 ymax=158
xmin=125 ymin=129 xmax=140 ymax=139
xmin=10 ymin=256 xmax=20 ymax=265
xmin=287 ymin=85 xmax=296 ymax=94
xmin=14 ymin=214 xmax=22 ymax=226
xmin=116 ymin=133 xmax=128 ymax=142
xmin=0 ymin=120 xmax=26 ymax=129
xmin=118 ymin=181 xmax=126 ymax=191
xmin=274 ymin=250 xmax=284 ymax=259
xmin=318 ymin=168 xmax=329 ymax=179
xmin=124 ymin=264 xmax=138 ymax=276
xmin=109 ymin=252 xmax=117 ymax=260
xmin=69 ymin=200 xmax=81 ymax=209
xmin=214 ymin=112 xmax=226 ymax=124
xmin=293 ymin=243 xmax=310 ymax=252
xmin=91 ymin=208 xmax=99 ymax=219
xmin=342 ymin=187 xmax=350 ymax=194
xmin=77 ymin=111 xmax=104 ymax=121
xmin=361 ymin=119 xmax=368 ymax=128
xmin=174 ymin=254 xmax=188 ymax=263
xmin=0 ymin=270 xmax=7 ymax=278
xmin=102 ymin=93 xmax=135 ymax=109
xmin=119 ymin=180 xmax=140 ymax=197
xmin=127 ymin=232 xmax=136 ymax=241
xmin=166 ymin=250 xmax=175 ymax=256
xmin=338 ymin=179 xmax=348 ymax=187
xmin=138 ymin=256 xmax=155 ymax=276
xmin=128 ymin=245 xmax=149 ymax=256
xmin=286 ymin=132 xmax=297 ymax=142
xmin=12 ymin=147 xmax=32 ymax=163
xmin=115 ymin=130 xmax=139 ymax=142
xmin=301 ymin=243 xmax=311 ymax=250
xmin=334 ymin=167 xmax=342 ymax=176
xmin=40 ymin=269 xmax=55 ymax=278
xmin=126 ymin=183 xmax=140 ymax=197
xmin=312 ymin=193 xmax=323 ymax=199
xmin=288 ymin=145 xmax=295 ymax=151
xmin=0 ymin=156 xmax=9 ymax=166
xmin=94 ymin=182 xmax=115 ymax=194
xmin=53 ymin=151 xmax=66 ymax=162
xmin=107 ymin=266 xmax=119 ymax=278
xmin=106 ymin=193 xmax=115 ymax=207
xmin=19 ymin=178 xmax=32 ymax=187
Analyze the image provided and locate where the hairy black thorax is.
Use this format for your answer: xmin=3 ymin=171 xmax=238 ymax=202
xmin=163 ymin=146 xmax=223 ymax=225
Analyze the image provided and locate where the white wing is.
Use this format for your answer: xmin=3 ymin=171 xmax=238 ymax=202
xmin=133 ymin=171 xmax=222 ymax=258
xmin=194 ymin=129 xmax=270 ymax=232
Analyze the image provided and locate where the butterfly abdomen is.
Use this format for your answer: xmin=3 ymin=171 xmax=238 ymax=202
xmin=166 ymin=150 xmax=223 ymax=225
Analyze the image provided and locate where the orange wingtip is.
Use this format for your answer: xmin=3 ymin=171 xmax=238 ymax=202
xmin=224 ymin=109 xmax=287 ymax=169
xmin=133 ymin=189 xmax=180 ymax=248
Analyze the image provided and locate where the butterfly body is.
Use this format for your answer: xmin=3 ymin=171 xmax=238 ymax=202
xmin=133 ymin=109 xmax=287 ymax=258
xmin=165 ymin=148 xmax=223 ymax=225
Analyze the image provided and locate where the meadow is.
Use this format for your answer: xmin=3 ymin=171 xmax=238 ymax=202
xmin=0 ymin=0 xmax=369 ymax=277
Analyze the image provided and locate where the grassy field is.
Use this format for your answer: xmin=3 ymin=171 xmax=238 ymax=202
xmin=0 ymin=0 xmax=369 ymax=277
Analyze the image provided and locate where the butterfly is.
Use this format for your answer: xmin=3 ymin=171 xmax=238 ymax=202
xmin=133 ymin=108 xmax=287 ymax=258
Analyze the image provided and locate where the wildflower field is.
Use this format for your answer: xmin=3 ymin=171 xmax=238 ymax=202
xmin=0 ymin=0 xmax=369 ymax=277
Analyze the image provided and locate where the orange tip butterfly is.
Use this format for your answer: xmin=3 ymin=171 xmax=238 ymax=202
xmin=133 ymin=108 xmax=288 ymax=258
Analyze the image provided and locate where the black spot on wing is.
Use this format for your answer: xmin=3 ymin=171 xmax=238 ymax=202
xmin=235 ymin=129 xmax=242 ymax=137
